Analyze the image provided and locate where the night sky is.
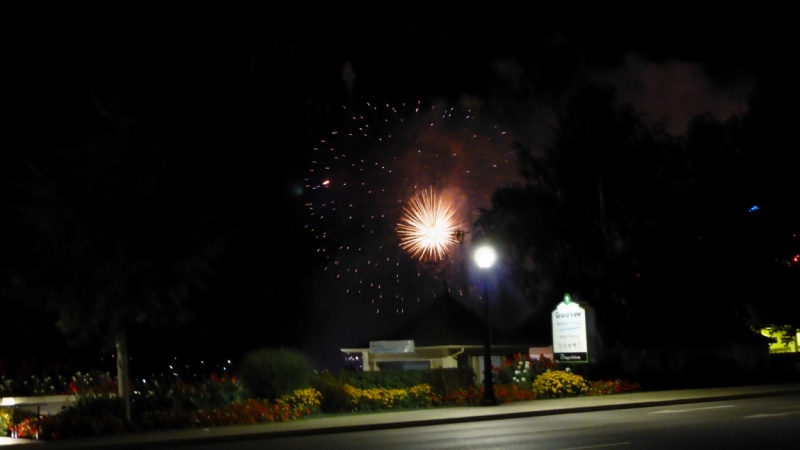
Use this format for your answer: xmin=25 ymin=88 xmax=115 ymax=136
xmin=4 ymin=16 xmax=797 ymax=373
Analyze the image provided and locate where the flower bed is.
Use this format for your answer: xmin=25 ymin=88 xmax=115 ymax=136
xmin=587 ymin=379 xmax=642 ymax=395
xmin=1 ymin=358 xmax=641 ymax=441
xmin=343 ymin=383 xmax=435 ymax=411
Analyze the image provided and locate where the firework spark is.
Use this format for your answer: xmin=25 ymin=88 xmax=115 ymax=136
xmin=398 ymin=188 xmax=464 ymax=261
xmin=303 ymin=100 xmax=519 ymax=314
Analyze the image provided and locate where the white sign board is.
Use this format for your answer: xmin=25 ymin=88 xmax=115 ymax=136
xmin=369 ymin=340 xmax=415 ymax=354
xmin=551 ymin=294 xmax=588 ymax=363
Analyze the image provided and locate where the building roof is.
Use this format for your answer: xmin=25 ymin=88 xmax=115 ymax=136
xmin=353 ymin=288 xmax=532 ymax=348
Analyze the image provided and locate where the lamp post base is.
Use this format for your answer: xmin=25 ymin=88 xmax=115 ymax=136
xmin=480 ymin=395 xmax=498 ymax=406
xmin=481 ymin=369 xmax=498 ymax=406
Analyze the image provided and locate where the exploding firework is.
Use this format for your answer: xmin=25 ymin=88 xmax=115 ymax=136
xmin=303 ymin=99 xmax=519 ymax=315
xmin=398 ymin=188 xmax=464 ymax=261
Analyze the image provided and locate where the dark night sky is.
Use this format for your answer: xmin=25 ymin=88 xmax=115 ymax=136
xmin=4 ymin=14 xmax=797 ymax=372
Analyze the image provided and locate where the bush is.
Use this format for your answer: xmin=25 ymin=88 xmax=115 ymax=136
xmin=587 ymin=379 xmax=642 ymax=396
xmin=0 ymin=409 xmax=11 ymax=436
xmin=238 ymin=348 xmax=313 ymax=401
xmin=310 ymin=372 xmax=354 ymax=414
xmin=343 ymin=384 xmax=435 ymax=412
xmin=133 ymin=372 xmax=243 ymax=413
xmin=338 ymin=370 xmax=423 ymax=390
xmin=420 ymin=368 xmax=475 ymax=397
xmin=498 ymin=354 xmax=555 ymax=388
xmin=40 ymin=393 xmax=126 ymax=438
xmin=276 ymin=388 xmax=323 ymax=415
xmin=498 ymin=354 xmax=534 ymax=388
xmin=440 ymin=386 xmax=482 ymax=406
xmin=494 ymin=383 xmax=536 ymax=403
xmin=338 ymin=368 xmax=475 ymax=396
xmin=39 ymin=388 xmax=321 ymax=439
xmin=532 ymin=370 xmax=589 ymax=399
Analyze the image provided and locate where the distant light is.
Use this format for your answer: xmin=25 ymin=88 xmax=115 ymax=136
xmin=749 ymin=205 xmax=760 ymax=213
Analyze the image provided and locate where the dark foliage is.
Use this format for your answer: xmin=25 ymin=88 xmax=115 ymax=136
xmin=238 ymin=348 xmax=313 ymax=401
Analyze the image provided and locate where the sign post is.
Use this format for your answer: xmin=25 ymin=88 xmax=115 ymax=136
xmin=551 ymin=293 xmax=595 ymax=364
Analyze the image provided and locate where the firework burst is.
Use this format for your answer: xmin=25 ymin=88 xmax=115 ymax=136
xmin=303 ymin=99 xmax=518 ymax=315
xmin=398 ymin=188 xmax=464 ymax=261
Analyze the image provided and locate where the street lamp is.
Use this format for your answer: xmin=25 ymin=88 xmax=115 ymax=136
xmin=474 ymin=245 xmax=498 ymax=406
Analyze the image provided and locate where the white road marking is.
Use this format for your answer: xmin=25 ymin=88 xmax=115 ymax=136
xmin=650 ymin=405 xmax=735 ymax=414
xmin=774 ymin=405 xmax=800 ymax=410
xmin=558 ymin=443 xmax=631 ymax=450
xmin=744 ymin=411 xmax=800 ymax=418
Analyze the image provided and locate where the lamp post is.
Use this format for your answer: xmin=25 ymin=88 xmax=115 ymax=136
xmin=474 ymin=245 xmax=498 ymax=406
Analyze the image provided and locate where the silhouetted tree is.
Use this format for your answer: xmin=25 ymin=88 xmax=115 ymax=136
xmin=683 ymin=69 xmax=800 ymax=330
xmin=7 ymin=93 xmax=226 ymax=420
xmin=476 ymin=84 xmax=688 ymax=351
xmin=479 ymin=76 xmax=800 ymax=358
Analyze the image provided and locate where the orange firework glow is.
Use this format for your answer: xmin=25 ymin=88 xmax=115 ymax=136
xmin=398 ymin=188 xmax=464 ymax=261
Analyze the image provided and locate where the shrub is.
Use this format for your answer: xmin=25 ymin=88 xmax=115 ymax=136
xmin=0 ymin=409 xmax=10 ymax=436
xmin=338 ymin=370 xmax=423 ymax=390
xmin=498 ymin=354 xmax=534 ymax=388
xmin=494 ymin=383 xmax=536 ymax=403
xmin=238 ymin=348 xmax=313 ymax=401
xmin=587 ymin=379 xmax=642 ymax=395
xmin=407 ymin=384 xmax=436 ymax=406
xmin=38 ymin=390 xmax=321 ymax=440
xmin=10 ymin=417 xmax=40 ymax=439
xmin=532 ymin=370 xmax=589 ymax=399
xmin=39 ymin=393 xmax=126 ymax=438
xmin=440 ymin=386 xmax=483 ymax=406
xmin=498 ymin=354 xmax=555 ymax=388
xmin=276 ymin=388 xmax=323 ymax=415
xmin=337 ymin=368 xmax=475 ymax=397
xmin=134 ymin=372 xmax=243 ymax=413
xmin=310 ymin=371 xmax=354 ymax=414
xmin=530 ymin=356 xmax=556 ymax=377
xmin=343 ymin=384 xmax=435 ymax=412
xmin=420 ymin=368 xmax=475 ymax=398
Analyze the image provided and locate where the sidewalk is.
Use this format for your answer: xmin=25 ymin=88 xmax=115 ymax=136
xmin=3 ymin=382 xmax=800 ymax=448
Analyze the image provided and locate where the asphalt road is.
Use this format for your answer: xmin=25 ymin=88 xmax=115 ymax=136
xmin=142 ymin=394 xmax=800 ymax=450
